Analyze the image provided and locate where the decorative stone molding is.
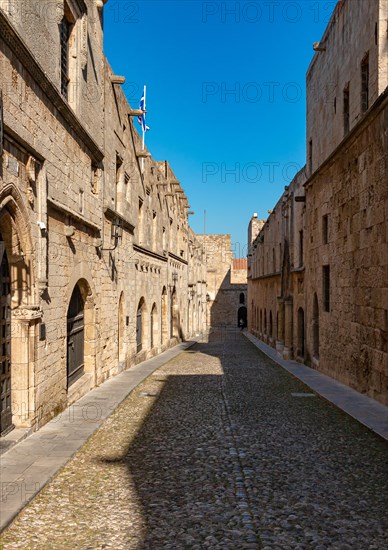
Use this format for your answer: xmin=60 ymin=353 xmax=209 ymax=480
xmin=26 ymin=156 xmax=36 ymax=184
xmin=80 ymin=14 xmax=88 ymax=70
xmin=12 ymin=305 xmax=42 ymax=322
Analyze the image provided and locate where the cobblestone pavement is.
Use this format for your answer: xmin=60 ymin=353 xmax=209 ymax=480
xmin=1 ymin=331 xmax=387 ymax=549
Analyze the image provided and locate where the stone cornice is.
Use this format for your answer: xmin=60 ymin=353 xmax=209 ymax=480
xmin=104 ymin=207 xmax=135 ymax=234
xmin=133 ymin=244 xmax=168 ymax=262
xmin=48 ymin=197 xmax=101 ymax=233
xmin=0 ymin=10 xmax=104 ymax=163
xmin=251 ymin=271 xmax=281 ymax=281
xmin=168 ymin=251 xmax=188 ymax=265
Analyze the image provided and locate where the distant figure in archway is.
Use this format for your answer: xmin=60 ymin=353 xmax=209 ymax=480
xmin=238 ymin=306 xmax=247 ymax=329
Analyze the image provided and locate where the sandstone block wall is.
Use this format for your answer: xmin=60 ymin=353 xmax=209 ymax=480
xmin=306 ymin=0 xmax=386 ymax=173
xmin=248 ymin=0 xmax=387 ymax=405
xmin=305 ymin=91 xmax=387 ymax=404
xmin=248 ymin=170 xmax=306 ymax=358
xmin=197 ymin=234 xmax=247 ymax=328
xmin=0 ymin=1 xmax=208 ymax=434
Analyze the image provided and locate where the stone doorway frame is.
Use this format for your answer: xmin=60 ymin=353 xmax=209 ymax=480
xmin=0 ymin=186 xmax=41 ymax=430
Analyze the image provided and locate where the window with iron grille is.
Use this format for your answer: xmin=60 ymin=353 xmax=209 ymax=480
xmin=322 ymin=265 xmax=330 ymax=312
xmin=361 ymin=53 xmax=369 ymax=113
xmin=308 ymin=139 xmax=313 ymax=175
xmin=60 ymin=17 xmax=71 ymax=99
xmin=322 ymin=214 xmax=329 ymax=244
xmin=299 ymin=230 xmax=303 ymax=267
xmin=343 ymin=85 xmax=350 ymax=136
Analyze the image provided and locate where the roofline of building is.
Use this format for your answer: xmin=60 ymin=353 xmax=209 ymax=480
xmin=304 ymin=85 xmax=388 ymax=189
xmin=306 ymin=0 xmax=347 ymax=80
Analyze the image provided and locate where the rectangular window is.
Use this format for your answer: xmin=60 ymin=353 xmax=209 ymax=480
xmin=361 ymin=53 xmax=369 ymax=113
xmin=138 ymin=199 xmax=143 ymax=243
xmin=308 ymin=139 xmax=313 ymax=175
xmin=78 ymin=188 xmax=84 ymax=213
xmin=343 ymin=85 xmax=350 ymax=136
xmin=91 ymin=164 xmax=99 ymax=194
xmin=323 ymin=265 xmax=330 ymax=312
xmin=322 ymin=214 xmax=329 ymax=244
xmin=162 ymin=227 xmax=166 ymax=251
xmin=299 ymin=230 xmax=303 ymax=267
xmin=60 ymin=17 xmax=71 ymax=99
xmin=115 ymin=154 xmax=122 ymax=208
xmin=152 ymin=211 xmax=157 ymax=249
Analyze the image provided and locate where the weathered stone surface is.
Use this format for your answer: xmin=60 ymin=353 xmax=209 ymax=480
xmin=0 ymin=332 xmax=386 ymax=548
xmin=0 ymin=0 xmax=208 ymax=434
xmin=197 ymin=235 xmax=247 ymax=329
xmin=248 ymin=0 xmax=387 ymax=405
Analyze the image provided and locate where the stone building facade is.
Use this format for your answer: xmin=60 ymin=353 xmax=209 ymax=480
xmin=197 ymin=234 xmax=247 ymax=329
xmin=248 ymin=0 xmax=387 ymax=405
xmin=248 ymin=168 xmax=306 ymax=360
xmin=0 ymin=0 xmax=207 ymax=436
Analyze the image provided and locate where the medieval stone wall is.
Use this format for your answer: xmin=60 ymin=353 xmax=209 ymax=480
xmin=248 ymin=170 xmax=306 ymax=359
xmin=0 ymin=0 xmax=207 ymax=434
xmin=197 ymin=234 xmax=247 ymax=328
xmin=305 ymin=91 xmax=387 ymax=404
xmin=248 ymin=0 xmax=387 ymax=405
xmin=306 ymin=0 xmax=387 ymax=173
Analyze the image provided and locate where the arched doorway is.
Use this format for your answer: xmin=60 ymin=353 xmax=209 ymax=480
xmin=150 ymin=303 xmax=157 ymax=349
xmin=312 ymin=294 xmax=319 ymax=359
xmin=118 ymin=292 xmax=125 ymax=362
xmin=170 ymin=289 xmax=177 ymax=338
xmin=192 ymin=301 xmax=197 ymax=335
xmin=297 ymin=307 xmax=305 ymax=358
xmin=161 ymin=287 xmax=168 ymax=344
xmin=187 ymin=300 xmax=191 ymax=335
xmin=0 ymin=242 xmax=13 ymax=435
xmin=237 ymin=306 xmax=247 ymax=328
xmin=137 ymin=298 xmax=145 ymax=353
xmin=67 ymin=284 xmax=85 ymax=387
xmin=0 ymin=187 xmax=41 ymax=430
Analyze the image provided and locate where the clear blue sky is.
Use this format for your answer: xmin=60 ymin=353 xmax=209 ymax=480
xmin=104 ymin=0 xmax=336 ymax=257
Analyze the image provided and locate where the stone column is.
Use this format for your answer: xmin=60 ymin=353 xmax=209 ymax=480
xmin=11 ymin=307 xmax=42 ymax=428
xmin=276 ymin=299 xmax=284 ymax=353
xmin=283 ymin=299 xmax=293 ymax=360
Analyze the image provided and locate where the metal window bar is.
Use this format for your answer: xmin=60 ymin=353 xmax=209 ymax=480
xmin=361 ymin=55 xmax=369 ymax=113
xmin=343 ymin=87 xmax=350 ymax=135
xmin=60 ymin=18 xmax=70 ymax=99
xmin=323 ymin=265 xmax=330 ymax=312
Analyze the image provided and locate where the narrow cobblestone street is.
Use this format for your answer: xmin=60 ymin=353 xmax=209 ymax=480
xmin=1 ymin=332 xmax=387 ymax=549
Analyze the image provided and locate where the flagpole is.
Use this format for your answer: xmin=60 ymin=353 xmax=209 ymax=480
xmin=141 ymin=85 xmax=146 ymax=173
